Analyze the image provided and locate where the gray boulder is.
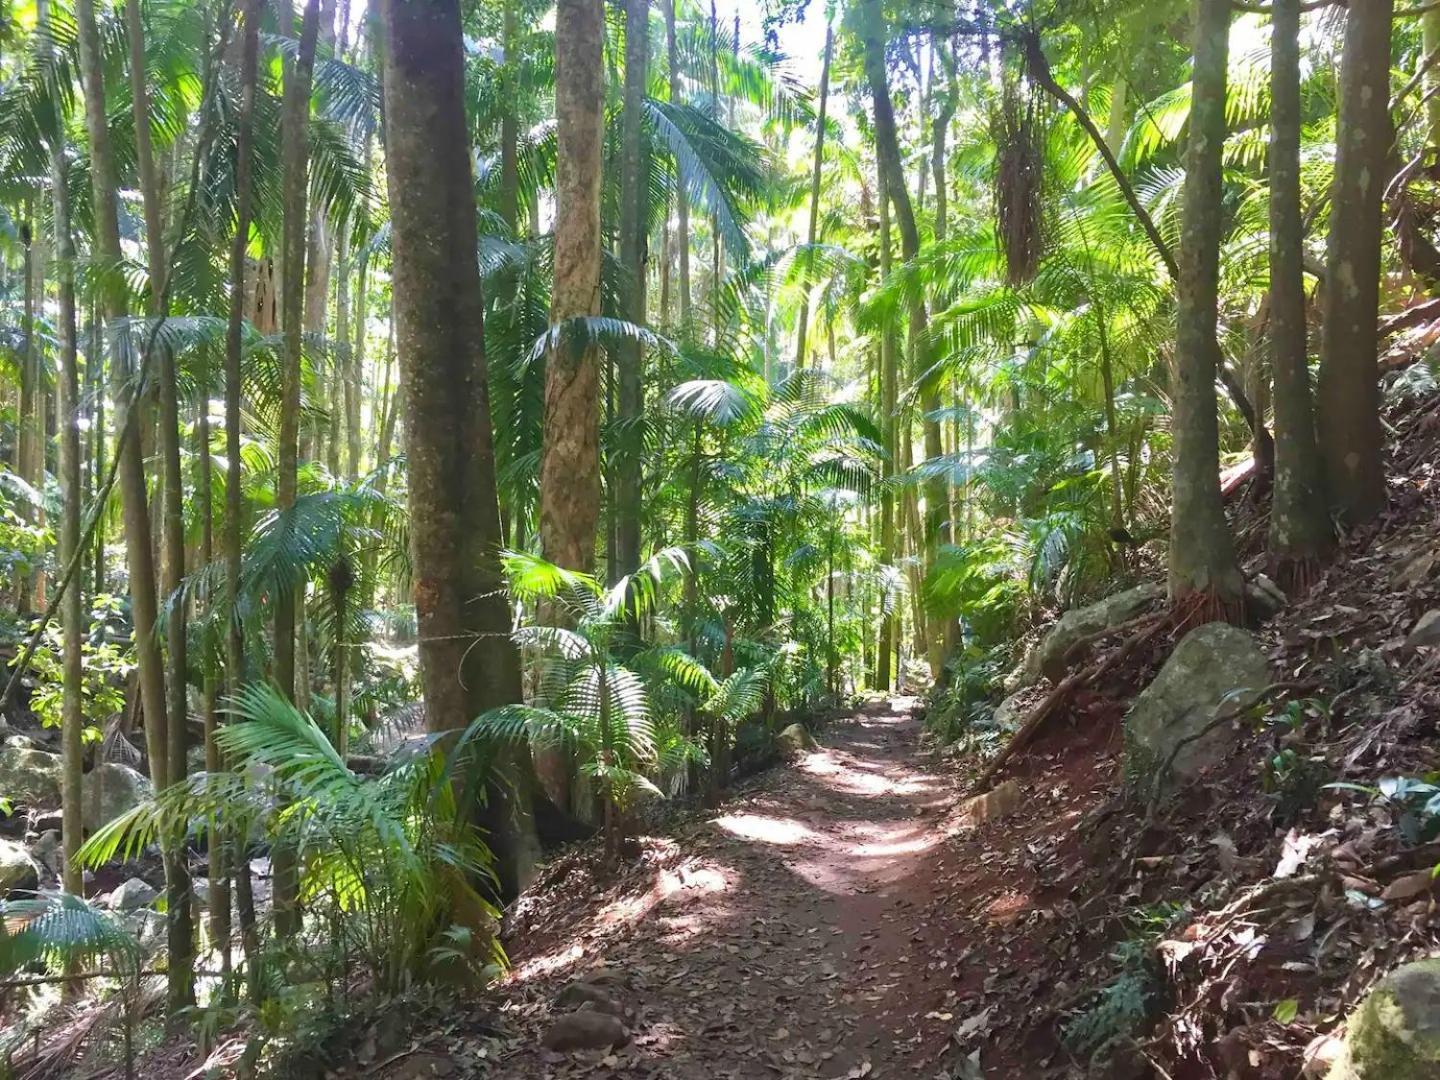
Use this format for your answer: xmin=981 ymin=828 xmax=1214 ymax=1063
xmin=777 ymin=723 xmax=818 ymax=755
xmin=1033 ymin=583 xmax=1164 ymax=684
xmin=108 ymin=876 xmax=158 ymax=912
xmin=83 ymin=763 xmax=153 ymax=833
xmin=1124 ymin=622 xmax=1270 ymax=788
xmin=0 ymin=837 xmax=39 ymax=894
xmin=0 ymin=745 xmax=63 ymax=810
xmin=1327 ymin=959 xmax=1440 ymax=1078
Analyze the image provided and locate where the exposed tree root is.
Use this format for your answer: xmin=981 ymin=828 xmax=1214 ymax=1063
xmin=1269 ymin=552 xmax=1324 ymax=597
xmin=1169 ymin=586 xmax=1247 ymax=634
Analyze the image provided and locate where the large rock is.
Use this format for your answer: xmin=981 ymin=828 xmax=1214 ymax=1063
xmin=777 ymin=723 xmax=818 ymax=755
xmin=83 ymin=763 xmax=153 ymax=833
xmin=960 ymin=780 xmax=1022 ymax=826
xmin=108 ymin=877 xmax=158 ymax=912
xmin=1328 ymin=959 xmax=1440 ymax=1078
xmin=0 ymin=745 xmax=63 ymax=810
xmin=1032 ymin=583 xmax=1164 ymax=684
xmin=1124 ymin=623 xmax=1270 ymax=787
xmin=0 ymin=837 xmax=39 ymax=894
xmin=542 ymin=1008 xmax=629 ymax=1052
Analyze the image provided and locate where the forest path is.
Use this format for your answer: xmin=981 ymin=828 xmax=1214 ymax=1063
xmin=493 ymin=698 xmax=970 ymax=1079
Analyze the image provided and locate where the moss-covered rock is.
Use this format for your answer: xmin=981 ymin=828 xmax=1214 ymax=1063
xmin=0 ymin=745 xmax=63 ymax=811
xmin=1032 ymin=583 xmax=1164 ymax=685
xmin=1329 ymin=959 xmax=1440 ymax=1078
xmin=777 ymin=723 xmax=818 ymax=755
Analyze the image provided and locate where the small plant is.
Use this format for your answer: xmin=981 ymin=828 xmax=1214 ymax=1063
xmin=1063 ymin=905 xmax=1181 ymax=1062
xmin=1328 ymin=774 xmax=1440 ymax=844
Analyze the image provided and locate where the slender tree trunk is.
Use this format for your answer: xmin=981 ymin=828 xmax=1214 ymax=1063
xmin=1167 ymin=0 xmax=1245 ymax=619
xmin=42 ymin=0 xmax=82 ymax=898
xmin=665 ymin=0 xmax=691 ymax=328
xmin=500 ymin=0 xmax=521 ymax=237
xmin=221 ymin=0 xmax=266 ymax=981
xmin=861 ymin=0 xmax=949 ymax=676
xmin=793 ymin=20 xmax=833 ymax=372
xmin=76 ymin=0 xmax=170 ymax=836
xmin=876 ymin=163 xmax=897 ymax=694
xmin=1315 ymin=0 xmax=1393 ymax=525
xmin=1267 ymin=0 xmax=1332 ymax=586
xmin=382 ymin=0 xmax=541 ymax=899
xmin=15 ymin=205 xmax=35 ymax=613
xmin=616 ymin=0 xmax=649 ymax=581
xmin=126 ymin=0 xmax=195 ymax=1012
xmin=273 ymin=0 xmax=321 ymax=941
xmin=1425 ymin=4 xmax=1440 ymax=149
xmin=540 ymin=0 xmax=604 ymax=574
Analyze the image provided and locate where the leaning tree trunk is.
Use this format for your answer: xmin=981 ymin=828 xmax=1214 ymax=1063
xmin=615 ymin=0 xmax=649 ymax=582
xmin=793 ymin=19 xmax=833 ymax=371
xmin=1266 ymin=0 xmax=1332 ymax=587
xmin=1315 ymin=0 xmax=1393 ymax=525
xmin=540 ymin=0 xmax=604 ymax=575
xmin=1167 ymin=0 xmax=1245 ymax=621
xmin=381 ymin=0 xmax=541 ymax=900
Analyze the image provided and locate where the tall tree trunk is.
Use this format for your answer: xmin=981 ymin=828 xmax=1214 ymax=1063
xmin=876 ymin=162 xmax=897 ymax=694
xmin=382 ymin=0 xmax=541 ymax=900
xmin=220 ymin=0 xmax=265 ymax=981
xmin=42 ymin=0 xmax=82 ymax=899
xmin=75 ymin=0 xmax=170 ymax=850
xmin=1267 ymin=0 xmax=1332 ymax=586
xmin=274 ymin=0 xmax=321 ymax=940
xmin=793 ymin=20 xmax=833 ymax=371
xmin=15 ymin=205 xmax=35 ymax=613
xmin=860 ymin=0 xmax=949 ymax=676
xmin=665 ymin=0 xmax=690 ymax=327
xmin=1315 ymin=0 xmax=1393 ymax=525
xmin=126 ymin=0 xmax=194 ymax=1012
xmin=1167 ymin=0 xmax=1245 ymax=619
xmin=540 ymin=0 xmax=604 ymax=574
xmin=615 ymin=0 xmax=649 ymax=581
xmin=500 ymin=0 xmax=521 ymax=237
xmin=1425 ymin=3 xmax=1440 ymax=149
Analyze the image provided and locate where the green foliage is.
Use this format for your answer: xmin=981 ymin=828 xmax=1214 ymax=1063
xmin=1062 ymin=905 xmax=1182 ymax=1062
xmin=0 ymin=891 xmax=140 ymax=980
xmin=26 ymin=594 xmax=131 ymax=741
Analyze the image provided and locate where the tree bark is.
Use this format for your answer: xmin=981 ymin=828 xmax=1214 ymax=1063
xmin=615 ymin=0 xmax=649 ymax=581
xmin=665 ymin=0 xmax=691 ymax=327
xmin=1167 ymin=0 xmax=1245 ymax=618
xmin=876 ymin=163 xmax=897 ymax=693
xmin=382 ymin=0 xmax=540 ymax=900
xmin=793 ymin=20 xmax=833 ymax=371
xmin=540 ymin=0 xmax=604 ymax=574
xmin=1316 ymin=0 xmax=1393 ymax=525
xmin=1267 ymin=0 xmax=1332 ymax=585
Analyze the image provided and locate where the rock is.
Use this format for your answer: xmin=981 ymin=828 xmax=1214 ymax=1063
xmin=777 ymin=723 xmax=818 ymax=755
xmin=5 ymin=734 xmax=41 ymax=751
xmin=187 ymin=745 xmax=208 ymax=776
xmin=28 ymin=829 xmax=62 ymax=880
xmin=1124 ymin=622 xmax=1270 ymax=789
xmin=1033 ymin=583 xmax=1164 ymax=684
xmin=960 ymin=780 xmax=1022 ymax=826
xmin=83 ymin=763 xmax=153 ymax=833
xmin=0 ymin=745 xmax=63 ymax=810
xmin=541 ymin=1008 xmax=629 ymax=1052
xmin=992 ymin=693 xmax=1026 ymax=731
xmin=1303 ymin=1034 xmax=1344 ymax=1078
xmin=108 ymin=876 xmax=158 ymax=912
xmin=555 ymin=979 xmax=627 ymax=1017
xmin=191 ymin=877 xmax=210 ymax=909
xmin=1328 ymin=959 xmax=1440 ymax=1078
xmin=1247 ymin=573 xmax=1288 ymax=621
xmin=1405 ymin=610 xmax=1440 ymax=650
xmin=0 ymin=837 xmax=39 ymax=894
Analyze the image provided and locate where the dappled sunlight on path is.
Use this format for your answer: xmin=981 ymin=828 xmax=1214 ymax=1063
xmin=491 ymin=699 xmax=977 ymax=1079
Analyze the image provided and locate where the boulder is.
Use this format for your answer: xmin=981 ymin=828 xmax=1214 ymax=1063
xmin=1406 ymin=610 xmax=1440 ymax=650
xmin=1247 ymin=574 xmax=1288 ymax=621
xmin=5 ymin=734 xmax=41 ymax=751
xmin=1327 ymin=959 xmax=1440 ymax=1078
xmin=541 ymin=1007 xmax=629 ymax=1052
xmin=960 ymin=780 xmax=1022 ymax=826
xmin=1033 ymin=583 xmax=1164 ymax=684
xmin=83 ymin=763 xmax=153 ymax=833
xmin=0 ymin=745 xmax=63 ymax=811
xmin=28 ymin=829 xmax=62 ymax=880
xmin=777 ymin=723 xmax=818 ymax=755
xmin=1124 ymin=623 xmax=1270 ymax=789
xmin=0 ymin=837 xmax=39 ymax=894
xmin=108 ymin=876 xmax=158 ymax=912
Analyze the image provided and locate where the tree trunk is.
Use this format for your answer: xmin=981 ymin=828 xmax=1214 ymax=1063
xmin=876 ymin=162 xmax=897 ymax=693
xmin=15 ymin=204 xmax=35 ymax=613
xmin=220 ymin=0 xmax=266 ymax=980
xmin=41 ymin=0 xmax=82 ymax=899
xmin=1267 ymin=0 xmax=1332 ymax=586
xmin=1315 ymin=0 xmax=1393 ymax=525
xmin=1167 ymin=0 xmax=1245 ymax=619
xmin=540 ymin=0 xmax=604 ymax=574
xmin=860 ymin=0 xmax=949 ymax=677
xmin=615 ymin=0 xmax=649 ymax=581
xmin=381 ymin=0 xmax=541 ymax=900
xmin=793 ymin=20 xmax=833 ymax=372
xmin=500 ymin=0 xmax=521 ymax=237
xmin=665 ymin=0 xmax=690 ymax=327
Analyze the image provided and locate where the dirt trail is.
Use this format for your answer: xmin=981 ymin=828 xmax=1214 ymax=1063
xmin=493 ymin=698 xmax=976 ymax=1078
